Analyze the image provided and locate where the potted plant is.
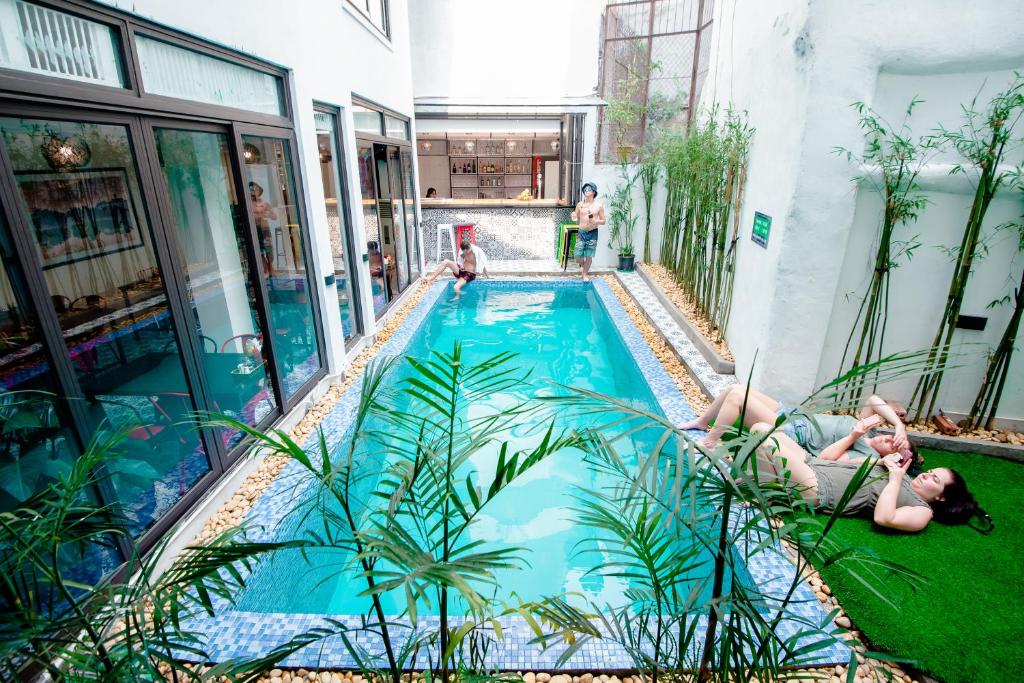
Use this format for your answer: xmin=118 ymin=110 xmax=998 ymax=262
xmin=608 ymin=165 xmax=639 ymax=271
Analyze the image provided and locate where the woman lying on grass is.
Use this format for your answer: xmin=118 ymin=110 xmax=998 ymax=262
xmin=748 ymin=422 xmax=977 ymax=533
xmin=681 ymin=386 xmax=910 ymax=457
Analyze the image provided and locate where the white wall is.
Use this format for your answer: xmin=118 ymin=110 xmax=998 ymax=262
xmin=702 ymin=0 xmax=1024 ymax=423
xmin=98 ymin=0 xmax=419 ymax=372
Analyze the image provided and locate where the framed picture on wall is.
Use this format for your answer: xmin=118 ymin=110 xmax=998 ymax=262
xmin=14 ymin=168 xmax=144 ymax=269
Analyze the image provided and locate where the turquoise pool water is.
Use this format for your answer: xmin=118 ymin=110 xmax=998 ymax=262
xmin=236 ymin=282 xmax=750 ymax=616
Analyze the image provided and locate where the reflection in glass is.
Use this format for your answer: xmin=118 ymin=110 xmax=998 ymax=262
xmin=241 ymin=134 xmax=322 ymax=399
xmin=352 ymin=106 xmax=383 ymax=135
xmin=384 ymin=146 xmax=410 ymax=291
xmin=136 ymin=35 xmax=284 ymax=116
xmin=358 ymin=143 xmax=388 ymax=317
xmin=0 ymin=211 xmax=79 ymax=512
xmin=154 ymin=128 xmax=278 ymax=442
xmin=315 ymin=111 xmax=361 ymax=342
xmin=400 ymin=148 xmax=420 ymax=280
xmin=0 ymin=117 xmax=210 ymax=535
xmin=0 ymin=0 xmax=126 ymax=88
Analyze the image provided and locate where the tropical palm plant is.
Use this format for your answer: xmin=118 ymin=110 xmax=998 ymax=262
xmin=209 ymin=344 xmax=588 ymax=682
xmin=0 ymin=423 xmax=329 ymax=682
xmin=536 ymin=358 xmax=927 ymax=683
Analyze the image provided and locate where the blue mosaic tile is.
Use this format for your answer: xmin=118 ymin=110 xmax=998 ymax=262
xmin=184 ymin=279 xmax=849 ymax=670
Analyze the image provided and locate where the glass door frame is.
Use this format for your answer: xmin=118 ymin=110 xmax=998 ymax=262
xmin=0 ymin=102 xmax=229 ymax=555
xmin=139 ymin=118 xmax=287 ymax=453
xmin=231 ymin=121 xmax=328 ymax=409
xmin=314 ymin=102 xmax=364 ymax=348
xmin=355 ymin=134 xmax=419 ymax=319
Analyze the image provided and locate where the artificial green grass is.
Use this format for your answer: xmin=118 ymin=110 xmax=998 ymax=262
xmin=813 ymin=449 xmax=1024 ymax=683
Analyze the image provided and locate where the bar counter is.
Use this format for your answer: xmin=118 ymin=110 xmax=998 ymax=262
xmin=421 ymin=202 xmax=573 ymax=261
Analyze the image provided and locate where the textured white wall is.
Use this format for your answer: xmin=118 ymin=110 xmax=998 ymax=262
xmin=98 ymin=0 xmax=418 ymax=372
xmin=702 ymin=0 xmax=1024 ymax=423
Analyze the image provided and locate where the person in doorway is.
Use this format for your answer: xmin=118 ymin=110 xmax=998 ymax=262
xmin=426 ymin=187 xmax=437 ymax=198
xmin=424 ymin=237 xmax=489 ymax=293
xmin=249 ymin=181 xmax=278 ymax=277
xmin=680 ymin=385 xmax=911 ymax=458
xmin=570 ymin=182 xmax=605 ymax=282
xmin=747 ymin=425 xmax=976 ymax=532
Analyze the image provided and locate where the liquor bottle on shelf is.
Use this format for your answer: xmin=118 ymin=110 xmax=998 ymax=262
xmin=452 ymin=162 xmax=457 ymax=173
xmin=471 ymin=159 xmax=476 ymax=173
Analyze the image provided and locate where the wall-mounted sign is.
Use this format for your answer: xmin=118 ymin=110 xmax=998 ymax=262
xmin=751 ymin=211 xmax=771 ymax=248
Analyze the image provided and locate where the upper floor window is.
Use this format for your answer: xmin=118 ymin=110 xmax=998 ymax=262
xmin=136 ymin=34 xmax=285 ymax=116
xmin=0 ymin=0 xmax=126 ymax=88
xmin=346 ymin=0 xmax=389 ymax=38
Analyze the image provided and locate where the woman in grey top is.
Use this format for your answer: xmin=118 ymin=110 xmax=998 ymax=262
xmin=750 ymin=422 xmax=976 ymax=532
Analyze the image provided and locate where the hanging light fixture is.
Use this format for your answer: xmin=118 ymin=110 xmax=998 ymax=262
xmin=318 ymin=141 xmax=332 ymax=164
xmin=242 ymin=142 xmax=262 ymax=164
xmin=422 ymin=140 xmax=433 ymax=151
xmin=41 ymin=134 xmax=91 ymax=171
xmin=465 ymin=140 xmax=475 ymax=152
xmin=506 ymin=140 xmax=517 ymax=153
xmin=550 ymin=139 xmax=561 ymax=152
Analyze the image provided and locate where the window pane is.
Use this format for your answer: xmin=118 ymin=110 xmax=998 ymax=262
xmin=0 ymin=211 xmax=79 ymax=512
xmin=384 ymin=115 xmax=408 ymax=141
xmin=383 ymin=146 xmax=409 ymax=291
xmin=400 ymin=148 xmax=419 ymax=279
xmin=0 ymin=117 xmax=211 ymax=536
xmin=241 ymin=135 xmax=322 ymax=399
xmin=315 ymin=111 xmax=361 ymax=342
xmin=352 ymin=106 xmax=382 ymax=136
xmin=358 ymin=144 xmax=388 ymax=316
xmin=136 ymin=34 xmax=284 ymax=116
xmin=0 ymin=0 xmax=126 ymax=87
xmin=153 ymin=128 xmax=279 ymax=443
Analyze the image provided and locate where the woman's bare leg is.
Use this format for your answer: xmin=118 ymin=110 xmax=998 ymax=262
xmin=680 ymin=385 xmax=741 ymax=431
xmin=699 ymin=386 xmax=784 ymax=445
xmin=426 ymin=259 xmax=459 ymax=283
xmin=749 ymin=422 xmax=818 ymax=503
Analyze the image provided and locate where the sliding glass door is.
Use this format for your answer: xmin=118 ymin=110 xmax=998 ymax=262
xmin=357 ymin=140 xmax=417 ymax=318
xmin=0 ymin=114 xmax=212 ymax=535
xmin=0 ymin=107 xmax=327 ymax=552
xmin=315 ymin=108 xmax=362 ymax=345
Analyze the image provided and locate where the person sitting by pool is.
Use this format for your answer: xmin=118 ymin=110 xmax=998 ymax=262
xmin=747 ymin=423 xmax=976 ymax=532
xmin=424 ymin=237 xmax=489 ymax=294
xmin=680 ymin=385 xmax=910 ymax=458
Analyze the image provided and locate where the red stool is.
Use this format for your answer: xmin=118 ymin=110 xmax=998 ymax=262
xmin=455 ymin=223 xmax=476 ymax=246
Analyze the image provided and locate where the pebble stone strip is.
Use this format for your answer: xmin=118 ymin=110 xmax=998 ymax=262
xmin=613 ymin=270 xmax=737 ymax=399
xmin=178 ymin=276 xmax=913 ymax=683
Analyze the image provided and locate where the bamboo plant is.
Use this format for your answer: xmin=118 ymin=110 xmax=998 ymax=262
xmin=911 ymin=74 xmax=1024 ymax=421
xmin=834 ymin=98 xmax=940 ymax=406
xmin=658 ymin=107 xmax=752 ymax=341
xmin=608 ymin=162 xmax=640 ymax=259
xmin=638 ymin=155 xmax=660 ymax=262
xmin=967 ymin=195 xmax=1024 ymax=429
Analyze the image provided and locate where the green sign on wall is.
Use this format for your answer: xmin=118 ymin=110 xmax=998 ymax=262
xmin=751 ymin=211 xmax=771 ymax=248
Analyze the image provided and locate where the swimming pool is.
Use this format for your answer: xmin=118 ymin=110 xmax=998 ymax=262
xmin=236 ymin=281 xmax=750 ymax=615
xmin=189 ymin=279 xmax=849 ymax=669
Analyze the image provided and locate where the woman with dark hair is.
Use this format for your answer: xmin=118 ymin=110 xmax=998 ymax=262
xmin=749 ymin=423 xmax=977 ymax=532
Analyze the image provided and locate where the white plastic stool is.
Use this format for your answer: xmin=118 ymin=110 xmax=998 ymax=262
xmin=434 ymin=222 xmax=456 ymax=263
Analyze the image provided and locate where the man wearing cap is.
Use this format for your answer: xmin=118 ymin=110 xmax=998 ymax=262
xmin=571 ymin=182 xmax=606 ymax=282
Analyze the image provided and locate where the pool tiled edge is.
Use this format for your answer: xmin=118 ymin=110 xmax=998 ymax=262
xmin=184 ymin=279 xmax=850 ymax=670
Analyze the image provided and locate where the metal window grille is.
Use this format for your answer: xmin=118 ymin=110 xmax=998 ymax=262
xmin=596 ymin=0 xmax=714 ymax=163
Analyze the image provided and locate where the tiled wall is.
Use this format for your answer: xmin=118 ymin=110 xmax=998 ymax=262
xmin=421 ymin=206 xmax=572 ymax=261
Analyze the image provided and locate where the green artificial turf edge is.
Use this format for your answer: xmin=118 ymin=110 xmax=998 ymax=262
xmin=811 ymin=449 xmax=1024 ymax=683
